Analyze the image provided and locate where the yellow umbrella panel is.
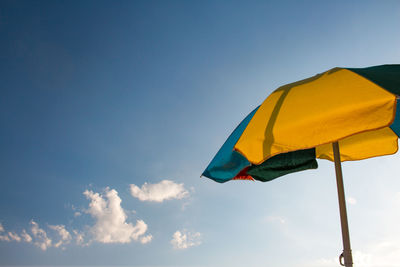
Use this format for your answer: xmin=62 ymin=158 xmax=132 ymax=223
xmin=235 ymin=66 xmax=399 ymax=165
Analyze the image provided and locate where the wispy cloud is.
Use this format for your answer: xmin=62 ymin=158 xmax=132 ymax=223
xmin=1 ymin=219 xmax=87 ymax=250
xmin=140 ymin=234 xmax=153 ymax=244
xmin=30 ymin=220 xmax=52 ymax=251
xmin=49 ymin=225 xmax=72 ymax=249
xmin=171 ymin=230 xmax=201 ymax=250
xmin=0 ymin=235 xmax=10 ymax=241
xmin=72 ymin=230 xmax=88 ymax=246
xmin=130 ymin=180 xmax=189 ymax=202
xmin=21 ymin=229 xmax=32 ymax=243
xmin=8 ymin=232 xmax=22 ymax=242
xmin=84 ymin=188 xmax=152 ymax=244
xmin=2 ymin=181 xmax=193 ymax=250
xmin=0 ymin=223 xmax=10 ymax=241
xmin=0 ymin=223 xmax=32 ymax=243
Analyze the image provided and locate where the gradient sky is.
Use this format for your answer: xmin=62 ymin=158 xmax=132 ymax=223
xmin=1 ymin=1 xmax=400 ymax=267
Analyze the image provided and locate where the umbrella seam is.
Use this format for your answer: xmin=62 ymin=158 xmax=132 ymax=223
xmin=234 ymin=108 xmax=397 ymax=165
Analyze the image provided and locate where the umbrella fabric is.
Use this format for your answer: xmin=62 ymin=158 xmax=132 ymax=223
xmin=202 ymin=108 xmax=318 ymax=183
xmin=235 ymin=65 xmax=400 ymax=164
xmin=201 ymin=107 xmax=258 ymax=183
xmin=203 ymin=64 xmax=400 ymax=183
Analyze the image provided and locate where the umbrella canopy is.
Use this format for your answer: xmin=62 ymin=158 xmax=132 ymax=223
xmin=202 ymin=64 xmax=400 ymax=267
xmin=203 ymin=64 xmax=400 ymax=183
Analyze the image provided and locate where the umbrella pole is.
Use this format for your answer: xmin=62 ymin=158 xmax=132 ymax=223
xmin=332 ymin=142 xmax=353 ymax=267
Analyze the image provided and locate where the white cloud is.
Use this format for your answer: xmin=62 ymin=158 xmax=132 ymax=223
xmin=84 ymin=188 xmax=151 ymax=244
xmin=21 ymin=229 xmax=32 ymax=243
xmin=0 ymin=223 xmax=9 ymax=241
xmin=0 ymin=224 xmax=30 ymax=243
xmin=140 ymin=234 xmax=153 ymax=244
xmin=8 ymin=232 xmax=21 ymax=242
xmin=171 ymin=230 xmax=201 ymax=250
xmin=0 ymin=234 xmax=10 ymax=241
xmin=30 ymin=220 xmax=52 ymax=251
xmin=0 ymin=221 xmax=71 ymax=249
xmin=72 ymin=230 xmax=87 ymax=246
xmin=49 ymin=225 xmax=72 ymax=248
xmin=1 ymin=186 xmax=156 ymax=249
xmin=130 ymin=180 xmax=189 ymax=202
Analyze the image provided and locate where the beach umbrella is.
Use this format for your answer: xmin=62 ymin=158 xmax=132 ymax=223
xmin=202 ymin=65 xmax=400 ymax=267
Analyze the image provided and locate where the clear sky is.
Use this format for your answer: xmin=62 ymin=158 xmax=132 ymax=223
xmin=1 ymin=1 xmax=400 ymax=267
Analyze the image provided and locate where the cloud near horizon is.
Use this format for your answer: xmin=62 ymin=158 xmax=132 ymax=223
xmin=30 ymin=220 xmax=52 ymax=251
xmin=49 ymin=224 xmax=72 ymax=248
xmin=0 ymin=221 xmax=75 ymax=251
xmin=0 ymin=187 xmax=153 ymax=249
xmin=130 ymin=180 xmax=189 ymax=202
xmin=1 ymin=181 xmax=193 ymax=250
xmin=171 ymin=230 xmax=202 ymax=250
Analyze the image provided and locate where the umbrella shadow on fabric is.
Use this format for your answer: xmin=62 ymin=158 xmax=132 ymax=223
xmin=262 ymin=71 xmax=331 ymax=158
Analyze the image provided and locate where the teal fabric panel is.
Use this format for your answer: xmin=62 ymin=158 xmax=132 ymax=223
xmin=390 ymin=99 xmax=400 ymax=137
xmin=202 ymin=107 xmax=259 ymax=183
xmin=247 ymin=148 xmax=318 ymax=182
xmin=347 ymin=65 xmax=400 ymax=95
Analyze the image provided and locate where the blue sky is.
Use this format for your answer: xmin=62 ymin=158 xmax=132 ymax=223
xmin=1 ymin=1 xmax=400 ymax=266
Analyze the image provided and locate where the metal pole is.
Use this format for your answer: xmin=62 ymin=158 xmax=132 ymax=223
xmin=332 ymin=142 xmax=353 ymax=267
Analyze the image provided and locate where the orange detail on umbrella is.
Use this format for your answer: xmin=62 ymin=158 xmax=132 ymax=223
xmin=232 ymin=167 xmax=255 ymax=181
